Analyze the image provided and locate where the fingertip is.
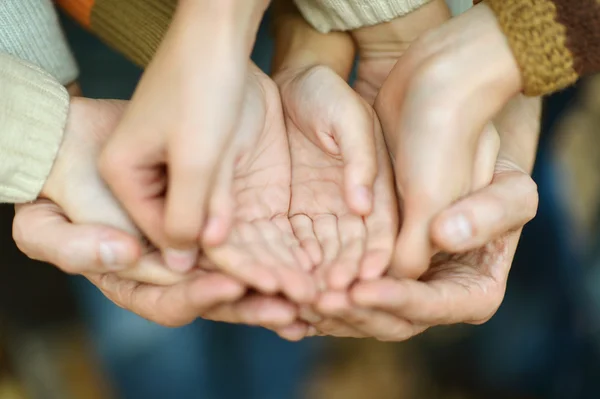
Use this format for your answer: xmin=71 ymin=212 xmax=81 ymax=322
xmin=275 ymin=322 xmax=309 ymax=342
xmin=202 ymin=215 xmax=232 ymax=247
xmin=347 ymin=185 xmax=374 ymax=216
xmin=390 ymin=230 xmax=431 ymax=279
xmin=188 ymin=273 xmax=245 ymax=304
xmin=163 ymin=248 xmax=198 ymax=272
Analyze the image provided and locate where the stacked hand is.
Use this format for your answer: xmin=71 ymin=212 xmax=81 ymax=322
xmin=12 ymin=0 xmax=542 ymax=342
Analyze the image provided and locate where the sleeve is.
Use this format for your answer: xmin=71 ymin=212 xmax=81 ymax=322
xmin=0 ymin=0 xmax=79 ymax=85
xmin=482 ymin=0 xmax=600 ymax=96
xmin=293 ymin=0 xmax=434 ymax=33
xmin=55 ymin=0 xmax=176 ymax=67
xmin=0 ymin=52 xmax=70 ymax=203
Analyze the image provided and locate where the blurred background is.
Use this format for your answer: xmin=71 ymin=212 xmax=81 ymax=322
xmin=2 ymin=3 xmax=600 ymax=399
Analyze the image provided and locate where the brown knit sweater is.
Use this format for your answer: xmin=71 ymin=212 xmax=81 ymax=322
xmin=55 ymin=0 xmax=599 ymax=96
xmin=478 ymin=0 xmax=600 ymax=96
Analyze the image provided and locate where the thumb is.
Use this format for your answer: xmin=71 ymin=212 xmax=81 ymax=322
xmin=13 ymin=200 xmax=142 ymax=275
xmin=334 ymin=93 xmax=379 ymax=216
xmin=391 ymin=119 xmax=481 ymax=279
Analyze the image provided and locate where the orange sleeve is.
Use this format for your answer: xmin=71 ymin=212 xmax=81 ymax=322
xmin=54 ymin=0 xmax=95 ymax=28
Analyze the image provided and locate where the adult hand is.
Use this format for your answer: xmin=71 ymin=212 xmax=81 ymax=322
xmin=14 ymin=98 xmax=306 ymax=336
xmin=98 ymin=0 xmax=269 ymax=273
xmin=314 ymin=95 xmax=540 ymax=340
xmin=374 ymin=2 xmax=523 ymax=278
xmin=203 ymin=64 xmax=316 ymax=304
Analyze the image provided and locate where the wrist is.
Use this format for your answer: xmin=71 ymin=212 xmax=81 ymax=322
xmin=272 ymin=1 xmax=354 ymax=79
xmin=175 ymin=0 xmax=269 ymax=53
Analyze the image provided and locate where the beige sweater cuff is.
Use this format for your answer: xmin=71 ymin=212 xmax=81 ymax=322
xmin=0 ymin=0 xmax=79 ymax=85
xmin=0 ymin=53 xmax=69 ymax=203
xmin=294 ymin=0 xmax=433 ymax=32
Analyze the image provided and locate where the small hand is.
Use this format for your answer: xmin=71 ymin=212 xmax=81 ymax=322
xmin=314 ymin=95 xmax=540 ymax=340
xmin=277 ymin=65 xmax=398 ymax=292
xmin=98 ymin=1 xmax=268 ymax=273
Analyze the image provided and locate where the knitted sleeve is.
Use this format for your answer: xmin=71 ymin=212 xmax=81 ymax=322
xmin=55 ymin=0 xmax=175 ymax=67
xmin=481 ymin=0 xmax=600 ymax=96
xmin=0 ymin=53 xmax=69 ymax=203
xmin=0 ymin=0 xmax=78 ymax=85
xmin=293 ymin=0 xmax=434 ymax=32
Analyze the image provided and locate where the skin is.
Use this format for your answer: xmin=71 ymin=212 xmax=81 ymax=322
xmin=98 ymin=0 xmax=271 ymax=274
xmin=16 ymin=96 xmax=309 ymax=339
xmin=373 ymin=3 xmax=524 ymax=278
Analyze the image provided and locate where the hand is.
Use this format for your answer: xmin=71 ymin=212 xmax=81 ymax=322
xmin=98 ymin=0 xmax=269 ymax=273
xmin=203 ymin=64 xmax=316 ymax=304
xmin=277 ymin=65 xmax=398 ymax=293
xmin=374 ymin=2 xmax=523 ymax=278
xmin=313 ymin=95 xmax=540 ymax=340
xmin=14 ymin=97 xmax=306 ymax=336
xmin=351 ymin=0 xmax=451 ymax=103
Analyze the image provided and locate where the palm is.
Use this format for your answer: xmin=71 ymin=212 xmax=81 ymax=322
xmin=205 ymin=71 xmax=315 ymax=304
xmin=282 ymin=66 xmax=398 ymax=291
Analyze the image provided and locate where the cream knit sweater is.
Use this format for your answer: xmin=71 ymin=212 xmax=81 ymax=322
xmin=295 ymin=0 xmax=471 ymax=31
xmin=0 ymin=0 xmax=74 ymax=203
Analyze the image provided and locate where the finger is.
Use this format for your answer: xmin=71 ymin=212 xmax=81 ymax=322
xmin=273 ymin=216 xmax=314 ymax=272
xmin=290 ymin=214 xmax=323 ymax=267
xmin=352 ymin=276 xmax=501 ymax=326
xmin=318 ymin=291 xmax=425 ymax=342
xmin=360 ymin=132 xmax=398 ymax=280
xmin=274 ymin=321 xmax=311 ymax=342
xmin=431 ymin=170 xmax=538 ymax=253
xmin=255 ymin=220 xmax=317 ymax=304
xmin=204 ymin=294 xmax=298 ymax=328
xmin=326 ymin=215 xmax=365 ymax=290
xmin=90 ymin=271 xmax=246 ymax=327
xmin=163 ymin=134 xmax=225 ymax=271
xmin=13 ymin=201 xmax=141 ymax=275
xmin=206 ymin=228 xmax=279 ymax=294
xmin=471 ymin=123 xmax=500 ymax=191
xmin=335 ymin=101 xmax=378 ymax=216
xmin=312 ymin=214 xmax=341 ymax=290
xmin=98 ymin=136 xmax=168 ymax=257
xmin=116 ymin=251 xmax=193 ymax=286
xmin=202 ymin=148 xmax=236 ymax=247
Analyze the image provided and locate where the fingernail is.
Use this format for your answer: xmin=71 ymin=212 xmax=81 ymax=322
xmin=99 ymin=241 xmax=132 ymax=270
xmin=307 ymin=326 xmax=318 ymax=337
xmin=442 ymin=214 xmax=472 ymax=245
xmin=354 ymin=185 xmax=372 ymax=213
xmin=164 ymin=248 xmax=197 ymax=272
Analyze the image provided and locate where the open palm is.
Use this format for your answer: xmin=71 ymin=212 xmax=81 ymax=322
xmin=204 ymin=65 xmax=315 ymax=304
xmin=278 ymin=66 xmax=398 ymax=292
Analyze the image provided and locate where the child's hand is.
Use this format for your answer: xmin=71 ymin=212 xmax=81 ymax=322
xmin=98 ymin=0 xmax=269 ymax=273
xmin=276 ymin=64 xmax=398 ymax=291
xmin=351 ymin=0 xmax=451 ymax=104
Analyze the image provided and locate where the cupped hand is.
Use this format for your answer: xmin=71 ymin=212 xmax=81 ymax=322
xmin=98 ymin=1 xmax=268 ymax=273
xmin=276 ymin=65 xmax=398 ymax=293
xmin=374 ymin=2 xmax=523 ymax=278
xmin=14 ymin=97 xmax=306 ymax=336
xmin=313 ymin=95 xmax=540 ymax=340
xmin=201 ymin=64 xmax=316 ymax=305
